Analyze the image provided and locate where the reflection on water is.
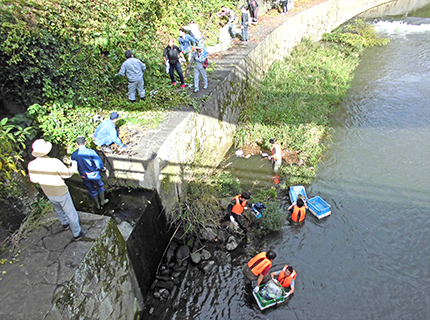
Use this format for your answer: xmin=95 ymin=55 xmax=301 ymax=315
xmin=172 ymin=13 xmax=430 ymax=320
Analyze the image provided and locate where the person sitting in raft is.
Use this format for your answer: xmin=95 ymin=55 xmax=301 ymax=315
xmin=288 ymin=197 xmax=308 ymax=223
xmin=271 ymin=265 xmax=296 ymax=294
xmin=242 ymin=250 xmax=277 ymax=293
xmin=227 ymin=191 xmax=251 ymax=234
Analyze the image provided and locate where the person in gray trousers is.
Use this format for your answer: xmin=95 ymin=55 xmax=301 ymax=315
xmin=115 ymin=50 xmax=146 ymax=102
xmin=192 ymin=45 xmax=208 ymax=93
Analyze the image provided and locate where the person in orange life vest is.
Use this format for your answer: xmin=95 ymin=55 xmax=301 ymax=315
xmin=242 ymin=250 xmax=277 ymax=293
xmin=227 ymin=191 xmax=251 ymax=233
xmin=271 ymin=265 xmax=296 ymax=294
xmin=288 ymin=198 xmax=308 ymax=223
xmin=269 ymin=139 xmax=282 ymax=172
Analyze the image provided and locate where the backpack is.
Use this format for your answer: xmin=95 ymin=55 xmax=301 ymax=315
xmin=203 ymin=58 xmax=209 ymax=69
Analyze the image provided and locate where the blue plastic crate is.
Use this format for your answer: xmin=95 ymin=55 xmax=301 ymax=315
xmin=308 ymin=196 xmax=331 ymax=219
xmin=289 ymin=185 xmax=308 ymax=204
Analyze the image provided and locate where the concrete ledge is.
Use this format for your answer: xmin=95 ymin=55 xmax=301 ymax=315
xmin=0 ymin=212 xmax=143 ymax=320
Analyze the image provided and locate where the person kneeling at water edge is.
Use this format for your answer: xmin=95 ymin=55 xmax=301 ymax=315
xmin=271 ymin=265 xmax=296 ymax=294
xmin=93 ymin=112 xmax=127 ymax=153
xmin=227 ymin=191 xmax=251 ymax=234
xmin=288 ymin=198 xmax=307 ymax=223
xmin=242 ymin=250 xmax=277 ymax=292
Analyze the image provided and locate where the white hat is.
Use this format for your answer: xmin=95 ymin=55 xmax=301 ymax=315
xmin=31 ymin=139 xmax=52 ymax=157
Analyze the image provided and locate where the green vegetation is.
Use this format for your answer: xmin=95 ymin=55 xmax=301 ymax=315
xmin=171 ymin=19 xmax=390 ymax=237
xmin=236 ymin=19 xmax=389 ymax=188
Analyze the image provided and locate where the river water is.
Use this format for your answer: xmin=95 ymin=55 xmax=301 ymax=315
xmin=172 ymin=10 xmax=430 ymax=320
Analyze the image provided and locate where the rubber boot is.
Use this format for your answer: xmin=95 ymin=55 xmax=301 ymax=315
xmin=92 ymin=196 xmax=101 ymax=210
xmin=99 ymin=192 xmax=109 ymax=206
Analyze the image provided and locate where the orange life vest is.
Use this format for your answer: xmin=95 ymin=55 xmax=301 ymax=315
xmin=278 ymin=265 xmax=297 ymax=288
xmin=231 ymin=195 xmax=247 ymax=215
xmin=271 ymin=144 xmax=281 ymax=161
xmin=291 ymin=205 xmax=306 ymax=222
xmin=247 ymin=252 xmax=272 ymax=276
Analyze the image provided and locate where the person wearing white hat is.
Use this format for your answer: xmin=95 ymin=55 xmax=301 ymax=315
xmin=192 ymin=45 xmax=208 ymax=93
xmin=27 ymin=139 xmax=87 ymax=241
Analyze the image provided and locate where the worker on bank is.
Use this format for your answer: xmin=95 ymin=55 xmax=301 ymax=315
xmin=227 ymin=191 xmax=251 ymax=234
xmin=93 ymin=112 xmax=127 ymax=153
xmin=242 ymin=250 xmax=277 ymax=292
xmin=71 ymin=136 xmax=109 ymax=210
xmin=163 ymin=38 xmax=186 ymax=89
xmin=28 ymin=139 xmax=87 ymax=241
xmin=217 ymin=6 xmax=238 ymax=39
xmin=269 ymin=138 xmax=282 ymax=172
xmin=288 ymin=197 xmax=308 ymax=223
xmin=178 ymin=28 xmax=197 ymax=63
xmin=271 ymin=265 xmax=296 ymax=294
xmin=115 ymin=50 xmax=146 ymax=102
xmin=192 ymin=44 xmax=208 ymax=93
xmin=183 ymin=20 xmax=202 ymax=43
xmin=241 ymin=6 xmax=250 ymax=43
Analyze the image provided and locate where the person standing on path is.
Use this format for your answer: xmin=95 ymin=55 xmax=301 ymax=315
xmin=28 ymin=139 xmax=87 ymax=241
xmin=178 ymin=28 xmax=196 ymax=63
xmin=241 ymin=6 xmax=250 ymax=42
xmin=163 ymin=39 xmax=186 ymax=89
xmin=281 ymin=0 xmax=289 ymax=15
xmin=93 ymin=112 xmax=127 ymax=153
xmin=192 ymin=45 xmax=208 ymax=93
xmin=248 ymin=0 xmax=259 ymax=23
xmin=71 ymin=136 xmax=109 ymax=210
xmin=115 ymin=50 xmax=146 ymax=102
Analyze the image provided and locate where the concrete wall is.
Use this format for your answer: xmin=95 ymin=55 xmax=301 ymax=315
xmin=45 ymin=217 xmax=143 ymax=320
xmin=105 ymin=0 xmax=430 ymax=217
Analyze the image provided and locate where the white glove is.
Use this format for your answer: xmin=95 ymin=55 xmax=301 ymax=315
xmin=253 ymin=286 xmax=259 ymax=293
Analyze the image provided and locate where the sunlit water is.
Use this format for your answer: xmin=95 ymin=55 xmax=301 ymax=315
xmin=172 ymin=14 xmax=430 ymax=320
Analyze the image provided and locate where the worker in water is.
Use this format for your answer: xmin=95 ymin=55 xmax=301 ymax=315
xmin=271 ymin=265 xmax=296 ymax=294
xmin=288 ymin=197 xmax=308 ymax=223
xmin=269 ymin=139 xmax=282 ymax=172
xmin=227 ymin=191 xmax=251 ymax=234
xmin=243 ymin=250 xmax=277 ymax=293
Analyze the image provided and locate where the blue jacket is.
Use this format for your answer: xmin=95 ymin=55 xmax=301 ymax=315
xmin=71 ymin=146 xmax=105 ymax=179
xmin=93 ymin=119 xmax=124 ymax=147
xmin=178 ymin=34 xmax=196 ymax=53
xmin=116 ymin=57 xmax=146 ymax=83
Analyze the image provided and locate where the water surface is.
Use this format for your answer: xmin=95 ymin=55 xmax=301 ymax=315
xmin=172 ymin=13 xmax=430 ymax=320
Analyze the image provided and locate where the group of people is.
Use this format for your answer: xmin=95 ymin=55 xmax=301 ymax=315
xmin=243 ymin=250 xmax=297 ymax=296
xmin=27 ymin=111 xmax=129 ymax=240
xmin=116 ymin=21 xmax=208 ymax=99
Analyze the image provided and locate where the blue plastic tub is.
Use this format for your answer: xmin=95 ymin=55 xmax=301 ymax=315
xmin=307 ymin=196 xmax=331 ymax=219
xmin=289 ymin=185 xmax=308 ymax=204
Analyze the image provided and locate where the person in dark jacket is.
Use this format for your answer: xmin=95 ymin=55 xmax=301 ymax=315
xmin=248 ymin=0 xmax=259 ymax=23
xmin=72 ymin=136 xmax=109 ymax=210
xmin=163 ymin=39 xmax=186 ymax=88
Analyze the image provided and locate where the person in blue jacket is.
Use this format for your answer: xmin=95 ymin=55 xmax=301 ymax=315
xmin=72 ymin=136 xmax=109 ymax=210
xmin=115 ymin=50 xmax=146 ymax=102
xmin=93 ymin=112 xmax=127 ymax=153
xmin=178 ymin=28 xmax=196 ymax=62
